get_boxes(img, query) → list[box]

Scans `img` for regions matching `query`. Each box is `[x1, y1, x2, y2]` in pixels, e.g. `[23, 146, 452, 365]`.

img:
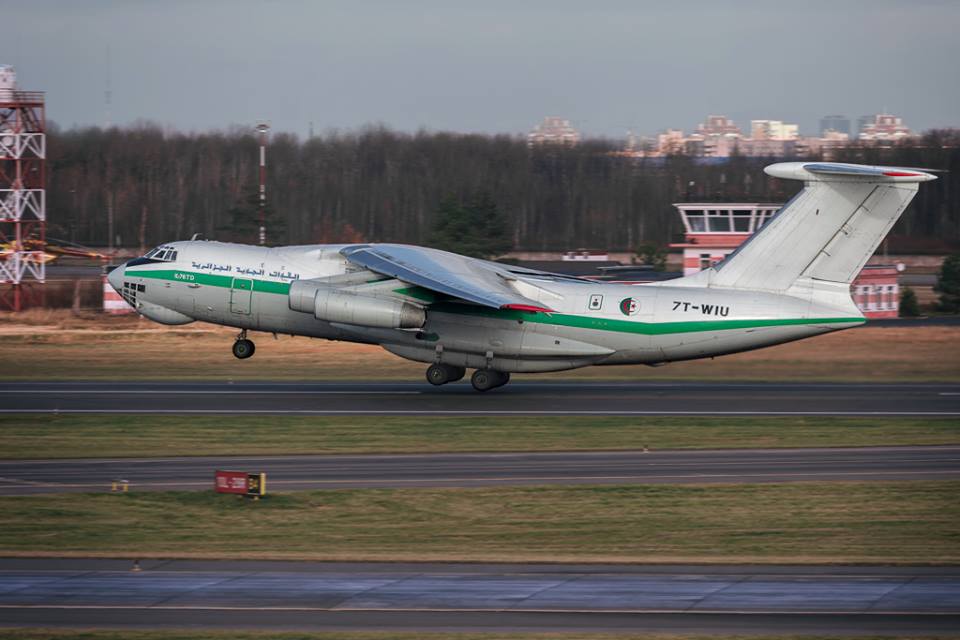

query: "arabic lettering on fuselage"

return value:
[268, 270, 300, 280]
[190, 260, 299, 280]
[191, 261, 233, 273]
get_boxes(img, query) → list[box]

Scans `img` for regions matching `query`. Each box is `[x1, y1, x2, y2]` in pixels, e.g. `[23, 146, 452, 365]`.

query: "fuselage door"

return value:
[229, 278, 253, 315]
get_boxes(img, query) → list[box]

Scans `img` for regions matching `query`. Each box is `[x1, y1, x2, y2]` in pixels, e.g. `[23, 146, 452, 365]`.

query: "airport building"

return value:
[671, 204, 900, 318]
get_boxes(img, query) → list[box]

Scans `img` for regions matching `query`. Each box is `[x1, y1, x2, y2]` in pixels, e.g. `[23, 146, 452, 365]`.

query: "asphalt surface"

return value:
[1, 559, 957, 634]
[1, 446, 958, 495]
[2, 381, 959, 416]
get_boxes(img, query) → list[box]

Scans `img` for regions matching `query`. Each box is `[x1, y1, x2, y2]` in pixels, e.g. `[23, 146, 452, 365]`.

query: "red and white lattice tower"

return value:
[0, 65, 46, 311]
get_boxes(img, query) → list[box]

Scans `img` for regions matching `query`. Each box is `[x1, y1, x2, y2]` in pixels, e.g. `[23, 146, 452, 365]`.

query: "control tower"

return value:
[0, 65, 46, 311]
[671, 203, 781, 274]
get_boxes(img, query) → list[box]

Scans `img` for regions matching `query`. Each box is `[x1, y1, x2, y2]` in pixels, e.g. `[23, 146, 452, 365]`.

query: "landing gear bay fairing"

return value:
[108, 162, 936, 391]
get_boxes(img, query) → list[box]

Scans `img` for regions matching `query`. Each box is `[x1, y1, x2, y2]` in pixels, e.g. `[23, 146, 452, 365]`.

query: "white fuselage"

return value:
[109, 240, 864, 374]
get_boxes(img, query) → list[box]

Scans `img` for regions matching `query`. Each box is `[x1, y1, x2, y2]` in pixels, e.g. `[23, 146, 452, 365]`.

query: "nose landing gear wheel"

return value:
[471, 369, 510, 392]
[232, 338, 255, 359]
[426, 363, 467, 386]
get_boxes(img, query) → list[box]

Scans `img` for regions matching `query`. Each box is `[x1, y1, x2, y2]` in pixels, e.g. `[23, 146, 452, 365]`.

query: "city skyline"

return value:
[4, 1, 958, 138]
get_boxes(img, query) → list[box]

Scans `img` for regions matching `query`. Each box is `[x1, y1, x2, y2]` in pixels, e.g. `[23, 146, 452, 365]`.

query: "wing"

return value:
[340, 244, 556, 312]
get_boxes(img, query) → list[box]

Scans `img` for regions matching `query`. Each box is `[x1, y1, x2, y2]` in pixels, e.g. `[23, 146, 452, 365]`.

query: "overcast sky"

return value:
[4, 0, 959, 138]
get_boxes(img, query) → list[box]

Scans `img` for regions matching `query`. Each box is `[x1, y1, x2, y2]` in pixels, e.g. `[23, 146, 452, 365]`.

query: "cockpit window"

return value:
[143, 247, 177, 262]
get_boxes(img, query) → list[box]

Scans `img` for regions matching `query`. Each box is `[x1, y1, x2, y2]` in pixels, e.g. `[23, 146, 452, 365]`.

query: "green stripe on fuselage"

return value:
[129, 269, 292, 295]
[426, 303, 863, 336]
[127, 268, 862, 336]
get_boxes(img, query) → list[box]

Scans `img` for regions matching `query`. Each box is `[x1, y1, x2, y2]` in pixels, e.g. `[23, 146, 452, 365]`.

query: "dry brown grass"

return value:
[1, 310, 958, 381]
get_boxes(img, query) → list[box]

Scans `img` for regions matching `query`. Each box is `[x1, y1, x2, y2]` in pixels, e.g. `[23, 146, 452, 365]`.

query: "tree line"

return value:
[45, 125, 960, 254]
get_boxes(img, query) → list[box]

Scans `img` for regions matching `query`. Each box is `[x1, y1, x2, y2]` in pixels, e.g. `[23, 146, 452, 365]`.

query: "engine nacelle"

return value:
[288, 279, 323, 314]
[288, 280, 424, 329]
[316, 290, 425, 329]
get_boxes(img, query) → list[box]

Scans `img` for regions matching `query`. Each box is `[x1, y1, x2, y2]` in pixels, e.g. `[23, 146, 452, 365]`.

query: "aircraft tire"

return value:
[232, 338, 255, 359]
[426, 363, 450, 386]
[427, 364, 466, 386]
[471, 369, 508, 392]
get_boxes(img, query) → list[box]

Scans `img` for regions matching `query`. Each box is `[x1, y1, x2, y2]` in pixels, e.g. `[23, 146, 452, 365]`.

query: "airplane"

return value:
[107, 161, 936, 391]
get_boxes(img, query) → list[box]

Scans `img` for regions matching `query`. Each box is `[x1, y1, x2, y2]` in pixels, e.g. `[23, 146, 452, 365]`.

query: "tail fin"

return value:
[687, 162, 937, 293]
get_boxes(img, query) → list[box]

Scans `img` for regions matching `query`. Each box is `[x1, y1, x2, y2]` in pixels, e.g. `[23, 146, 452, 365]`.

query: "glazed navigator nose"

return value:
[106, 262, 125, 292]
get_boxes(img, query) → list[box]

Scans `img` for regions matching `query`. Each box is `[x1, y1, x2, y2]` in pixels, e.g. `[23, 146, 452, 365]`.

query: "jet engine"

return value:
[289, 280, 424, 329]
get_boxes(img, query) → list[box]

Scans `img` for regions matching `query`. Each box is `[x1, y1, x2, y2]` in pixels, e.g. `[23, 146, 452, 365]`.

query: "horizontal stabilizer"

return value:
[765, 162, 938, 183]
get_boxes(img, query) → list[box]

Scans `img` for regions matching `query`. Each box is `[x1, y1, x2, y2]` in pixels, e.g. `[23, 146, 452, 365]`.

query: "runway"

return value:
[1, 446, 958, 495]
[1, 559, 958, 634]
[2, 381, 959, 416]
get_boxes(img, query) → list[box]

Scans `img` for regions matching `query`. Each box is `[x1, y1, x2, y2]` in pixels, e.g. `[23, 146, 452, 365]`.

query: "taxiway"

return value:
[1, 445, 958, 495]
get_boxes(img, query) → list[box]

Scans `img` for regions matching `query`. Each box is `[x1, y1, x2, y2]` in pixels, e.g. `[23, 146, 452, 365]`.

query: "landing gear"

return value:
[470, 369, 510, 392]
[425, 363, 466, 386]
[232, 330, 255, 359]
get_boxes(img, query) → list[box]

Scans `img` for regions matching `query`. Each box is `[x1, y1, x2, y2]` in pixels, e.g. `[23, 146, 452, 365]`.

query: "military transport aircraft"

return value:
[107, 161, 936, 391]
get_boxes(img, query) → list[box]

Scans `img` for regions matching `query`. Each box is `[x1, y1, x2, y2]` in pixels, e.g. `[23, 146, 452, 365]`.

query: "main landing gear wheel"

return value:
[470, 369, 510, 392]
[232, 338, 255, 359]
[426, 363, 467, 386]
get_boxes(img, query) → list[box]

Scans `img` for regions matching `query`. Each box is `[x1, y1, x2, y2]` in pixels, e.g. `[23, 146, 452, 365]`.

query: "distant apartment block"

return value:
[750, 120, 798, 141]
[632, 112, 914, 159]
[820, 115, 851, 136]
[856, 115, 875, 137]
[858, 114, 912, 141]
[656, 129, 686, 155]
[696, 115, 742, 136]
[528, 117, 581, 146]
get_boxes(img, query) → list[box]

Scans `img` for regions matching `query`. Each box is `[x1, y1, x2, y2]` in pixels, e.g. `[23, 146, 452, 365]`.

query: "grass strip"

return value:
[2, 325, 959, 382]
[2, 415, 958, 459]
[2, 481, 958, 564]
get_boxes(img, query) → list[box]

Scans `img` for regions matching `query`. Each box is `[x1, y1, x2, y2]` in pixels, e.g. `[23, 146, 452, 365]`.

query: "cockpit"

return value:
[123, 245, 181, 268]
[143, 246, 179, 262]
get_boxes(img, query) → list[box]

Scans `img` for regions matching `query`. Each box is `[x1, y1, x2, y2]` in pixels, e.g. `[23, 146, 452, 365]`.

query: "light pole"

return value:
[255, 123, 270, 245]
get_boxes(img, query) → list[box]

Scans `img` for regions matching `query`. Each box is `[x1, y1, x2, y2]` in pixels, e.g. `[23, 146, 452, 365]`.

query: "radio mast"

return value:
[0, 65, 46, 311]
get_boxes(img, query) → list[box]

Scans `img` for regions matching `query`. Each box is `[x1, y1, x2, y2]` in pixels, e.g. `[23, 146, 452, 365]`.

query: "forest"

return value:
[44, 125, 960, 254]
